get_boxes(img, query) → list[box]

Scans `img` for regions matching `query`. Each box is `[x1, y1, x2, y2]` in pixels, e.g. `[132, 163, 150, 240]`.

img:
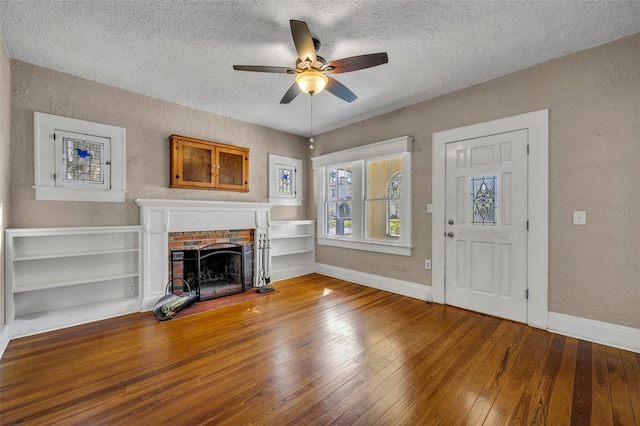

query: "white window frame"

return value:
[268, 154, 302, 206]
[312, 136, 413, 256]
[34, 112, 126, 202]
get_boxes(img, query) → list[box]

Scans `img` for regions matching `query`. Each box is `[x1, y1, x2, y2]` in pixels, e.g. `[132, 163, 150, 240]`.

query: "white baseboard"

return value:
[0, 324, 9, 359]
[315, 263, 432, 301]
[548, 312, 640, 354]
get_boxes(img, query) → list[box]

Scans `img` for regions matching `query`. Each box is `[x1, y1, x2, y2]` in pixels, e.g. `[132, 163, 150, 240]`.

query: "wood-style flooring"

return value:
[1, 274, 638, 425]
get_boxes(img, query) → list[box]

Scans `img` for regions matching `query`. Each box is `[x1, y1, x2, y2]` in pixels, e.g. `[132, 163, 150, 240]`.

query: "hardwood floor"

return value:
[1, 274, 638, 425]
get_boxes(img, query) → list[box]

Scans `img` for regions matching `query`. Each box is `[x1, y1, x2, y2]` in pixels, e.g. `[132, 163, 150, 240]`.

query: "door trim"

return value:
[432, 109, 549, 329]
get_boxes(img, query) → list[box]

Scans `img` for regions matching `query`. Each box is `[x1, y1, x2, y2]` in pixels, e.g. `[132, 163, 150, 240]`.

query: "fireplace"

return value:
[135, 199, 271, 311]
[171, 243, 254, 300]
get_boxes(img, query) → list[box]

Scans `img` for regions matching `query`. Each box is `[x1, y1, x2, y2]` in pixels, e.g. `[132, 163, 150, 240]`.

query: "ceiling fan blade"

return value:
[328, 52, 388, 74]
[233, 65, 296, 74]
[280, 82, 301, 104]
[326, 77, 357, 103]
[290, 20, 317, 63]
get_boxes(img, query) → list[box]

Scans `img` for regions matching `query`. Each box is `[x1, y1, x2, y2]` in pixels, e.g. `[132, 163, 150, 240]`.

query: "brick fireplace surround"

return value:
[136, 199, 271, 310]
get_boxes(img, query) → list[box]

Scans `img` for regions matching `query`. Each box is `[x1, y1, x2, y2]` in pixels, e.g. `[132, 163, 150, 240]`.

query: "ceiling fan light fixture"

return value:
[296, 70, 328, 95]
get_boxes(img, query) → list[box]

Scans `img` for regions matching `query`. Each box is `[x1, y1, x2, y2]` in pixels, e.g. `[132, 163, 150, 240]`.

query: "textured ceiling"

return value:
[1, 1, 639, 137]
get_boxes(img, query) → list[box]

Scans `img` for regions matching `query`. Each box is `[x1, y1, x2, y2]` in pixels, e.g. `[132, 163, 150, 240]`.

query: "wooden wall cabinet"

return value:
[170, 134, 249, 192]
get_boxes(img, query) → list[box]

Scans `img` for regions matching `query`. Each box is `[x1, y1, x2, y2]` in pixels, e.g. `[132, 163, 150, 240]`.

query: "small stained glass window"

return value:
[62, 136, 105, 184]
[277, 167, 293, 196]
[268, 154, 302, 205]
[470, 175, 498, 226]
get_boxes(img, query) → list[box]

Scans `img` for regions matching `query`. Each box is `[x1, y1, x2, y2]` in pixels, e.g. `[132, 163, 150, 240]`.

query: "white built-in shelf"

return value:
[5, 226, 142, 338]
[13, 248, 139, 262]
[12, 297, 140, 338]
[271, 249, 314, 257]
[269, 220, 315, 281]
[13, 272, 140, 293]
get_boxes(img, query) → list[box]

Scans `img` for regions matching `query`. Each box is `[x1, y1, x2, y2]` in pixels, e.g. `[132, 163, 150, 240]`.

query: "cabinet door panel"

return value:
[216, 146, 248, 191]
[182, 144, 214, 184]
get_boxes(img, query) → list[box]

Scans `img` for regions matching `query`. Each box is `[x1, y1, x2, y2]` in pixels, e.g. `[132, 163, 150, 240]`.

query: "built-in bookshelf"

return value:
[5, 226, 141, 338]
[269, 220, 315, 281]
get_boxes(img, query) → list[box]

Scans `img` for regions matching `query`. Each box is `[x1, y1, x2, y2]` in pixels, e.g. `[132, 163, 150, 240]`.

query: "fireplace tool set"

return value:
[256, 233, 274, 293]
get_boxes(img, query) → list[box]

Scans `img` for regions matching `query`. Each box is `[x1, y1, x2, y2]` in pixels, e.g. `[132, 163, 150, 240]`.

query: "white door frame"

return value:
[432, 109, 549, 329]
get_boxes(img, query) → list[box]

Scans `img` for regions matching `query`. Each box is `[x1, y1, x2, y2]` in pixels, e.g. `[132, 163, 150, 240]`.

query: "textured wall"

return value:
[9, 61, 308, 228]
[0, 39, 10, 331]
[312, 33, 640, 329]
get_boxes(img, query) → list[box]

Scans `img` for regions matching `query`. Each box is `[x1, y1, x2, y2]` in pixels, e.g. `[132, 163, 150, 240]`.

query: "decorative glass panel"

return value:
[470, 175, 498, 226]
[62, 136, 104, 183]
[277, 167, 293, 196]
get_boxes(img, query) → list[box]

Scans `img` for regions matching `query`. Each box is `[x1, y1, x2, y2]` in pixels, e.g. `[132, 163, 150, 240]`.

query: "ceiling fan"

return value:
[233, 20, 388, 104]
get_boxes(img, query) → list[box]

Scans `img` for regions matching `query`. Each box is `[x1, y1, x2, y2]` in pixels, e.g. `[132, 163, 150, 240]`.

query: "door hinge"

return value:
[526, 220, 529, 230]
[526, 289, 529, 299]
[527, 145, 530, 154]
[53, 133, 56, 141]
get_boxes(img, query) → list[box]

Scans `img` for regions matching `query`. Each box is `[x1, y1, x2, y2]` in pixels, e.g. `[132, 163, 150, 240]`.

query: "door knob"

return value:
[447, 232, 454, 238]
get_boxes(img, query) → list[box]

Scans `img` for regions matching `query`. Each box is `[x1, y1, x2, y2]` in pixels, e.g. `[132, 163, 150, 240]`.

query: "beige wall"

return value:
[312, 33, 640, 329]
[0, 39, 9, 330]
[6, 34, 639, 330]
[9, 61, 308, 228]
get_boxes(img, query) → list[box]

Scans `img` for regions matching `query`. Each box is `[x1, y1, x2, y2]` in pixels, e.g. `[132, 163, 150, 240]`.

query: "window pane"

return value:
[326, 201, 352, 237]
[366, 200, 400, 240]
[62, 137, 104, 184]
[470, 175, 498, 226]
[277, 167, 293, 196]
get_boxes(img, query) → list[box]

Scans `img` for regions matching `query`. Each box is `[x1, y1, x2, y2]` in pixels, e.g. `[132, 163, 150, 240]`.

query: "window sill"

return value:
[318, 237, 412, 256]
[34, 186, 126, 203]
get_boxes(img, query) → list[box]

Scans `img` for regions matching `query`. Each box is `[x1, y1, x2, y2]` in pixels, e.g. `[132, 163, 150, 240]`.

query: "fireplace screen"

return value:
[171, 243, 253, 301]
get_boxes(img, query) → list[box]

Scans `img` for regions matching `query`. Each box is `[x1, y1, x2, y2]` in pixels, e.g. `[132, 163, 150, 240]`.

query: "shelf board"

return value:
[271, 249, 314, 258]
[13, 247, 139, 262]
[11, 297, 140, 338]
[13, 272, 139, 293]
[270, 234, 314, 240]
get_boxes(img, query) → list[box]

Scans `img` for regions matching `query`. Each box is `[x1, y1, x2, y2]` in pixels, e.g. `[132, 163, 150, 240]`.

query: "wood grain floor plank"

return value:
[621, 348, 640, 423]
[606, 346, 637, 426]
[485, 328, 552, 425]
[547, 336, 579, 426]
[527, 333, 567, 426]
[571, 339, 593, 425]
[590, 343, 614, 426]
[0, 274, 637, 425]
[437, 321, 527, 425]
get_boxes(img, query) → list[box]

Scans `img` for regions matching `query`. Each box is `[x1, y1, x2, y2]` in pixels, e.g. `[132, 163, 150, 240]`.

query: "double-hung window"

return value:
[312, 136, 412, 256]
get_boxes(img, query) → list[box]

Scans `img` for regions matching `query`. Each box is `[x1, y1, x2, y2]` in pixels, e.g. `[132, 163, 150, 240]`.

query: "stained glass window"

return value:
[277, 167, 293, 196]
[62, 136, 105, 184]
[470, 175, 498, 226]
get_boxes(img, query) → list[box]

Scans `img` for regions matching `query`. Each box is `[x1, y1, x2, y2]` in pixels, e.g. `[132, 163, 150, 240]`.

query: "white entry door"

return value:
[444, 129, 528, 322]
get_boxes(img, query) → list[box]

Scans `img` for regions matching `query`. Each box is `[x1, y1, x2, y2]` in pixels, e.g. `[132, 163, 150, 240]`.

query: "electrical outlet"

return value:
[424, 259, 432, 270]
[128, 282, 137, 294]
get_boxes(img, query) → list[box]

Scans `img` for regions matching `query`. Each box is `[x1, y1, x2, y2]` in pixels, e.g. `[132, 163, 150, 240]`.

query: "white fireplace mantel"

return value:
[136, 199, 271, 310]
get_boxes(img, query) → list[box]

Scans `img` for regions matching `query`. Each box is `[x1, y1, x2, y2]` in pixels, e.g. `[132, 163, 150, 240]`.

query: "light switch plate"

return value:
[426, 204, 433, 213]
[573, 210, 586, 225]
